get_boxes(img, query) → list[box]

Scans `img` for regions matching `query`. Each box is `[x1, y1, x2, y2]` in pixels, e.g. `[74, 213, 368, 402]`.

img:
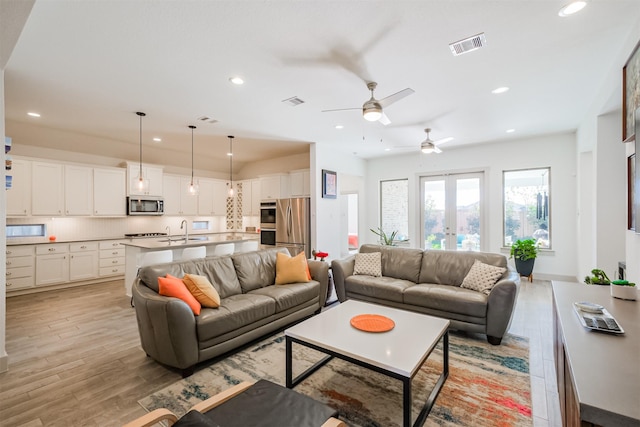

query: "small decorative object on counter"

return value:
[584, 268, 611, 285]
[311, 249, 329, 261]
[610, 280, 637, 300]
[48, 235, 56, 241]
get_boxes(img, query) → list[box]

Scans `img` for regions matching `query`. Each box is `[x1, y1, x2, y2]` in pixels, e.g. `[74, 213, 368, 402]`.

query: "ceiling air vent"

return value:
[282, 96, 305, 106]
[196, 115, 219, 124]
[449, 32, 486, 56]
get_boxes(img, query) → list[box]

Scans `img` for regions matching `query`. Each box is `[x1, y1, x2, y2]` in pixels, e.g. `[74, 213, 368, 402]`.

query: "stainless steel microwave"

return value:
[127, 196, 164, 215]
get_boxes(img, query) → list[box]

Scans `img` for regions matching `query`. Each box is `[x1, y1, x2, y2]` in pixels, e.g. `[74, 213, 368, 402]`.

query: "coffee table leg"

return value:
[286, 336, 293, 388]
[403, 378, 412, 427]
[412, 330, 449, 427]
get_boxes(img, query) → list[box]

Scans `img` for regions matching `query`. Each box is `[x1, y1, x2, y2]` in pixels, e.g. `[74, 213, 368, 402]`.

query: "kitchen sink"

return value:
[158, 237, 186, 242]
[188, 236, 208, 241]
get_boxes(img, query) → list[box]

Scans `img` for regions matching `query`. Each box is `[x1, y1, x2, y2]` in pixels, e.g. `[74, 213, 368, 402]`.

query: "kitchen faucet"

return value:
[165, 225, 171, 239]
[180, 219, 188, 241]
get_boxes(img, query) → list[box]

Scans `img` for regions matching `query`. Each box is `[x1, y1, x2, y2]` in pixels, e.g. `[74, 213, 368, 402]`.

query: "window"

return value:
[380, 179, 408, 242]
[7, 224, 46, 238]
[503, 168, 550, 248]
[192, 221, 210, 231]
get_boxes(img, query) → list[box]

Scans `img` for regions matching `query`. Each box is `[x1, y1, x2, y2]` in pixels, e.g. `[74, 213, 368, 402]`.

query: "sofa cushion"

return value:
[158, 274, 201, 315]
[183, 274, 221, 308]
[196, 294, 276, 342]
[359, 244, 423, 283]
[353, 252, 382, 277]
[345, 275, 414, 303]
[275, 252, 311, 285]
[249, 280, 320, 312]
[460, 260, 507, 295]
[418, 250, 508, 286]
[403, 283, 487, 318]
[233, 247, 288, 292]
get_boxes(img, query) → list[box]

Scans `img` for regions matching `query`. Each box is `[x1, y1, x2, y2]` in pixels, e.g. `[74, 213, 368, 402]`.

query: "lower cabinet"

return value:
[36, 244, 70, 287]
[99, 240, 126, 277]
[69, 242, 99, 281]
[6, 245, 35, 291]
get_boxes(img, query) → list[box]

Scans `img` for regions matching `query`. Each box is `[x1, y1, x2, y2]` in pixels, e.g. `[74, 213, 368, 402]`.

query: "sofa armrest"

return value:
[308, 260, 330, 308]
[331, 255, 355, 302]
[132, 278, 199, 369]
[486, 270, 520, 340]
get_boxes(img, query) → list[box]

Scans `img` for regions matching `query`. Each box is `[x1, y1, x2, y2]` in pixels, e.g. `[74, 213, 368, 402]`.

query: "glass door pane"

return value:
[456, 177, 481, 251]
[422, 178, 446, 249]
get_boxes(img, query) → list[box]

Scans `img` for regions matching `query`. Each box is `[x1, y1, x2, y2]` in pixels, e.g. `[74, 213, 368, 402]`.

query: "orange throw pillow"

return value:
[275, 251, 311, 285]
[183, 274, 221, 308]
[158, 274, 201, 315]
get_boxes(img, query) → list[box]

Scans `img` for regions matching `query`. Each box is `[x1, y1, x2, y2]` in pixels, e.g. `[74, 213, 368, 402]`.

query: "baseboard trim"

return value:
[534, 273, 577, 282]
[0, 351, 8, 373]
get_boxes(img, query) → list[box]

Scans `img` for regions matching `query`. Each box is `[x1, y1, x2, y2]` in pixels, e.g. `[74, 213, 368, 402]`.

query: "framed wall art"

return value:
[623, 39, 640, 142]
[322, 169, 337, 199]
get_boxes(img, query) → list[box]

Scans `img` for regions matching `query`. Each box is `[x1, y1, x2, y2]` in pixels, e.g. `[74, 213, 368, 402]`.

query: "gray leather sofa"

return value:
[132, 247, 329, 375]
[331, 244, 519, 345]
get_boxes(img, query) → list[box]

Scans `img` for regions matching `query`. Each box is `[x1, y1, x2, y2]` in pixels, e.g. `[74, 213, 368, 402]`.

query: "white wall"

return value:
[311, 143, 366, 262]
[366, 133, 577, 280]
[237, 152, 310, 179]
[1, 69, 7, 373]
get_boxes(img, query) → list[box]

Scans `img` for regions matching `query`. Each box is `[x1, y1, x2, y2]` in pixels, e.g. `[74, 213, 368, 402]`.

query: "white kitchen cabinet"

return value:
[289, 169, 310, 197]
[69, 242, 99, 281]
[127, 163, 163, 197]
[32, 162, 64, 216]
[64, 165, 93, 215]
[35, 243, 70, 286]
[163, 174, 197, 216]
[239, 179, 261, 216]
[198, 178, 228, 216]
[99, 240, 125, 277]
[6, 245, 35, 292]
[6, 158, 31, 216]
[93, 167, 126, 216]
[260, 174, 290, 200]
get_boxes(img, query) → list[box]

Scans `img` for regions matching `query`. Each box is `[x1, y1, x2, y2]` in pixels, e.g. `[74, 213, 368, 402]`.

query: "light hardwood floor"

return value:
[1, 278, 561, 426]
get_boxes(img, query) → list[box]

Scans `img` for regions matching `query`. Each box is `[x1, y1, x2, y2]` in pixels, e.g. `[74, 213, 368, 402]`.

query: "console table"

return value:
[552, 281, 639, 427]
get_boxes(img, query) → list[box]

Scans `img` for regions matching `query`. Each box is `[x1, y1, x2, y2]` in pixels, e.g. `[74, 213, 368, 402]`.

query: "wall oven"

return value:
[260, 201, 277, 246]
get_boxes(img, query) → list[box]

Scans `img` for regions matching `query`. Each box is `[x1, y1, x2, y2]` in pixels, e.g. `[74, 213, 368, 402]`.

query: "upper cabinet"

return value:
[93, 167, 126, 216]
[127, 162, 163, 196]
[6, 159, 31, 216]
[64, 165, 93, 216]
[32, 162, 64, 216]
[198, 178, 227, 216]
[289, 169, 310, 197]
[238, 179, 261, 216]
[163, 174, 198, 216]
[260, 174, 290, 200]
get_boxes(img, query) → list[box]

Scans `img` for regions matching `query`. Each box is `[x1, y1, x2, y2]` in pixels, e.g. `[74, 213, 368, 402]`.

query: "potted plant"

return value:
[584, 269, 611, 285]
[370, 227, 398, 246]
[610, 280, 637, 300]
[509, 239, 538, 277]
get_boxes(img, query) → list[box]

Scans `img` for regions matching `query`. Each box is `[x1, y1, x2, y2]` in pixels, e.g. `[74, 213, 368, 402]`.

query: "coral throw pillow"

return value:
[354, 252, 382, 277]
[275, 252, 311, 285]
[158, 274, 202, 315]
[183, 274, 221, 308]
[460, 260, 506, 295]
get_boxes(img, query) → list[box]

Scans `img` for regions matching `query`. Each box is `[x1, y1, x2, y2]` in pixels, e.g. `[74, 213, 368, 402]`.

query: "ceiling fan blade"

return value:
[378, 88, 414, 108]
[434, 146, 443, 154]
[378, 112, 391, 125]
[321, 107, 360, 113]
[433, 137, 454, 145]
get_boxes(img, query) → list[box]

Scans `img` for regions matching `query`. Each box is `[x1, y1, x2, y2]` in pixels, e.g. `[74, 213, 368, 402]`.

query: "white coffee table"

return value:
[285, 300, 449, 427]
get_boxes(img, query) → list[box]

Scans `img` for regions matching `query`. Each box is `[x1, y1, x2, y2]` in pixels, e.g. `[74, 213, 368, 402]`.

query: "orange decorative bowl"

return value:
[350, 314, 395, 332]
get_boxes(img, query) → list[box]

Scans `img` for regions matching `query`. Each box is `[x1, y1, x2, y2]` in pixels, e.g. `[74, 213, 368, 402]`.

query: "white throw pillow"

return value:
[353, 252, 382, 277]
[460, 259, 506, 295]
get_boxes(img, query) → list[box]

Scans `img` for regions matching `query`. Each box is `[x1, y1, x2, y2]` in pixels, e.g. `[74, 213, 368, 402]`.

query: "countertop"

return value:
[121, 233, 258, 249]
[6, 232, 259, 246]
[552, 281, 640, 426]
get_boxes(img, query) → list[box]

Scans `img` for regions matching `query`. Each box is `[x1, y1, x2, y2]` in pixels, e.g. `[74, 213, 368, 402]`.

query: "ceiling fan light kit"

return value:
[135, 111, 150, 192]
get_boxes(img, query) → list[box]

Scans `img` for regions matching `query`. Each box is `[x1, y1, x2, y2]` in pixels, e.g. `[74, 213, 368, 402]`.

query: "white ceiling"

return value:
[5, 0, 640, 172]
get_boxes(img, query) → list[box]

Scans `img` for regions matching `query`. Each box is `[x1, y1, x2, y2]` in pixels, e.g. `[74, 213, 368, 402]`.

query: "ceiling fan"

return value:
[322, 82, 414, 125]
[420, 128, 452, 154]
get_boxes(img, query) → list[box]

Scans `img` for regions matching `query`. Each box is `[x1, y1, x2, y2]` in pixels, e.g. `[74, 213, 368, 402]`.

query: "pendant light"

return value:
[227, 135, 235, 197]
[187, 125, 199, 195]
[135, 111, 149, 192]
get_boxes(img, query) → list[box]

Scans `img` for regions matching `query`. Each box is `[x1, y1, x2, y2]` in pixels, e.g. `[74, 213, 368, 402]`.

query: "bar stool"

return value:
[181, 246, 206, 260]
[212, 243, 234, 256]
[139, 250, 173, 267]
[235, 240, 259, 253]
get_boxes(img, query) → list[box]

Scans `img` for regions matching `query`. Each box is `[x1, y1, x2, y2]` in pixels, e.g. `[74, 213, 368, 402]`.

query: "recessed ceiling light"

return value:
[335, 125, 344, 129]
[229, 77, 244, 85]
[384, 148, 391, 151]
[558, 1, 587, 17]
[492, 87, 509, 94]
[227, 152, 233, 156]
[506, 129, 515, 133]
[27, 112, 41, 117]
[153, 137, 162, 142]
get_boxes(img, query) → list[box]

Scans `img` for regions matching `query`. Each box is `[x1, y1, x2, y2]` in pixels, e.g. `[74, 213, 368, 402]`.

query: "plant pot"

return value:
[610, 284, 637, 301]
[514, 258, 535, 277]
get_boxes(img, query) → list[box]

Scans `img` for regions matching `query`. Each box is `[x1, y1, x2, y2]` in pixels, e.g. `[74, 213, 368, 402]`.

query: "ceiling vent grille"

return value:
[449, 33, 486, 56]
[282, 96, 305, 106]
[196, 115, 219, 124]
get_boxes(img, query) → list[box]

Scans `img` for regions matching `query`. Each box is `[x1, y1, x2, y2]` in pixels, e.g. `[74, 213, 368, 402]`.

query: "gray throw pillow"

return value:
[353, 252, 382, 277]
[460, 259, 506, 295]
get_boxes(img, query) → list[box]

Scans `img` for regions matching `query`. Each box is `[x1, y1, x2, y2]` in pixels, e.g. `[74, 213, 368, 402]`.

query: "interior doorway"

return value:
[347, 193, 359, 253]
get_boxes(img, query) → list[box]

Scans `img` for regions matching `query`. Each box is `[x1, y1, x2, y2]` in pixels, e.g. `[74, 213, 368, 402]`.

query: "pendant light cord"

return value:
[228, 135, 234, 193]
[189, 125, 196, 184]
[136, 112, 146, 177]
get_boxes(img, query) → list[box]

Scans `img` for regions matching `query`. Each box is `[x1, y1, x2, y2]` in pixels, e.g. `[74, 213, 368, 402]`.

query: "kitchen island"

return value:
[122, 233, 260, 296]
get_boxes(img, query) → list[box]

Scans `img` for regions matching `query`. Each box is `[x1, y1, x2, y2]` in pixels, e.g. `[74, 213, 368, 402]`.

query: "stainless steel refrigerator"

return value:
[276, 197, 311, 258]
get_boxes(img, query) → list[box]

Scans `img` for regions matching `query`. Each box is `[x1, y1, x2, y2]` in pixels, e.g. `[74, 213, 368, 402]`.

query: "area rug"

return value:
[139, 332, 532, 427]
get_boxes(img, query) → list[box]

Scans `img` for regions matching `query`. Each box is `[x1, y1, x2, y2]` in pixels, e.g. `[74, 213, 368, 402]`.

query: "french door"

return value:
[420, 172, 484, 251]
